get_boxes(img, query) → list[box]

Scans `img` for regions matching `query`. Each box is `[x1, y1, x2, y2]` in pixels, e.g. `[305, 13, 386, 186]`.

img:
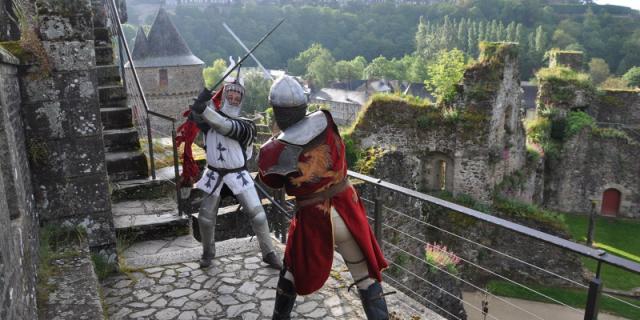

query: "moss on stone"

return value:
[28, 139, 49, 166]
[536, 67, 592, 90]
[354, 147, 386, 174]
[0, 40, 32, 61]
[591, 127, 637, 144]
[478, 41, 519, 64]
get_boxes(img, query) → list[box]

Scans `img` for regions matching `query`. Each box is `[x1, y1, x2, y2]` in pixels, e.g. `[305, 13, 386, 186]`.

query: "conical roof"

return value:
[131, 27, 148, 61]
[128, 8, 203, 68]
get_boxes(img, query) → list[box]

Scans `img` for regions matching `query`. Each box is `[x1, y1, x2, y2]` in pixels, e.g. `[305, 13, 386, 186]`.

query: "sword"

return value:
[208, 18, 284, 92]
[223, 22, 273, 80]
[253, 180, 293, 220]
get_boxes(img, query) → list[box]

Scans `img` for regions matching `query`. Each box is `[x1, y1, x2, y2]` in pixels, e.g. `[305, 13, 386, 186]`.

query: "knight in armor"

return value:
[188, 76, 282, 270]
[257, 75, 390, 320]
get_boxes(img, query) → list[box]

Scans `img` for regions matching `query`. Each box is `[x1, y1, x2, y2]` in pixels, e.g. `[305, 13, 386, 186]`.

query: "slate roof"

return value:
[127, 8, 203, 68]
[310, 88, 367, 106]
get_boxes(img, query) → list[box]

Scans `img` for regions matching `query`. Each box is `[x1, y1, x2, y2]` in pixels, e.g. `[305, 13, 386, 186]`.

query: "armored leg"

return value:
[199, 193, 221, 268]
[333, 208, 389, 320]
[236, 188, 282, 269]
[272, 269, 297, 320]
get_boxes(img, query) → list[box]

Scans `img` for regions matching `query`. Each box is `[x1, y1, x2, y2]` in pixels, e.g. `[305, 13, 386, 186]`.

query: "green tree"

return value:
[334, 56, 367, 82]
[242, 70, 273, 115]
[588, 58, 610, 85]
[623, 67, 640, 88]
[306, 50, 336, 88]
[287, 43, 332, 76]
[202, 59, 227, 90]
[364, 56, 399, 80]
[425, 49, 466, 105]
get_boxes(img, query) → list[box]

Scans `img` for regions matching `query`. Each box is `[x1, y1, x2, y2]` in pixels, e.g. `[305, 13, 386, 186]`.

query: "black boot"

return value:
[272, 269, 297, 320]
[359, 282, 390, 320]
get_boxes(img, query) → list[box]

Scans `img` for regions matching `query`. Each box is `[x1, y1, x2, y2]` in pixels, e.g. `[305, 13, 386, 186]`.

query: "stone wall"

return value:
[592, 90, 640, 128]
[0, 47, 39, 320]
[352, 43, 527, 203]
[544, 129, 640, 218]
[131, 64, 203, 133]
[18, 0, 116, 256]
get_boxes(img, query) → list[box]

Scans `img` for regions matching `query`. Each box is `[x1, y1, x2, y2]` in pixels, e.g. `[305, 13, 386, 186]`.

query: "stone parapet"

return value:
[0, 47, 39, 320]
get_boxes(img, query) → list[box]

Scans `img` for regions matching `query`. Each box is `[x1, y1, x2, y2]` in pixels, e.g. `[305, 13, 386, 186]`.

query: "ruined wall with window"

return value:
[537, 53, 640, 218]
[351, 43, 528, 203]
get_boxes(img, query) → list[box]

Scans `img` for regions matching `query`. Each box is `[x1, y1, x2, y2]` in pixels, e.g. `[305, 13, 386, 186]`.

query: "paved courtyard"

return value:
[102, 235, 444, 319]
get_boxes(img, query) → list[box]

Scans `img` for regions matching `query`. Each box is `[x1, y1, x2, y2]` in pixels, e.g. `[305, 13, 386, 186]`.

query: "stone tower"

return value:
[127, 8, 204, 131]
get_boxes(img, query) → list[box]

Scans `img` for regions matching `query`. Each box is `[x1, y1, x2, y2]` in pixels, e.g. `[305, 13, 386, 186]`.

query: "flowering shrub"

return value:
[425, 243, 461, 274]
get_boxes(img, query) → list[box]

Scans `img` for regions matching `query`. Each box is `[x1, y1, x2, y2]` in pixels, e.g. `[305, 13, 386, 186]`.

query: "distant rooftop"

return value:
[127, 8, 203, 68]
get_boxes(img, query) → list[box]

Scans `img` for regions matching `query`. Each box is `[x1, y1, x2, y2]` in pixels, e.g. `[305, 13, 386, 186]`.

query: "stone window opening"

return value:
[438, 160, 447, 191]
[422, 153, 454, 192]
[159, 69, 168, 88]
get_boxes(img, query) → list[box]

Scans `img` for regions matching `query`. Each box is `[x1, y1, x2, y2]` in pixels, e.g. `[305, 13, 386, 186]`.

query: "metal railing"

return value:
[347, 170, 640, 320]
[104, 0, 182, 214]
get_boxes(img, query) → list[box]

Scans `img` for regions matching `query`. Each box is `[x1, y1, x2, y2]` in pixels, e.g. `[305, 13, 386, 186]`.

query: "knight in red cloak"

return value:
[258, 75, 390, 320]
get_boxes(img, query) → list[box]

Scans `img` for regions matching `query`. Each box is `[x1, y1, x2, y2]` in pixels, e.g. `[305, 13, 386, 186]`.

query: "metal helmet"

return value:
[269, 75, 307, 130]
[220, 82, 244, 118]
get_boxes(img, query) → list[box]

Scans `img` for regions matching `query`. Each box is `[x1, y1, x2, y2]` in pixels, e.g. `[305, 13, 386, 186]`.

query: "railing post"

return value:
[373, 184, 383, 244]
[587, 200, 597, 247]
[171, 122, 181, 215]
[146, 116, 156, 179]
[584, 258, 604, 320]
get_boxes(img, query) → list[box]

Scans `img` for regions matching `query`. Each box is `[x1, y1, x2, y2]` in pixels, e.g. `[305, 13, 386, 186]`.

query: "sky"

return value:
[594, 0, 640, 11]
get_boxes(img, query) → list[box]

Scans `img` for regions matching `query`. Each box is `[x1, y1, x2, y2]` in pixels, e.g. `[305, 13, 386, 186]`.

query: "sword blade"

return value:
[209, 18, 285, 91]
[253, 180, 292, 220]
[223, 22, 273, 80]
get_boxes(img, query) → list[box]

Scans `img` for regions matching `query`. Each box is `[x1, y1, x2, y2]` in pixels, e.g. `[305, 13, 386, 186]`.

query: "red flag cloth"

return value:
[176, 87, 223, 189]
[176, 109, 201, 189]
[212, 86, 223, 110]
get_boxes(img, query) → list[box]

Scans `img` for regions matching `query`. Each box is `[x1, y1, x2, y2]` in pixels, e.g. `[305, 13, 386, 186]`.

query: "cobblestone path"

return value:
[102, 236, 443, 320]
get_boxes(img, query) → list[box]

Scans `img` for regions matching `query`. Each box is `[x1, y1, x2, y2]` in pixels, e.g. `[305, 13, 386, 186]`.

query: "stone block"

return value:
[43, 41, 95, 72]
[56, 70, 98, 101]
[35, 173, 111, 220]
[38, 14, 94, 41]
[37, 0, 93, 17]
[23, 98, 101, 140]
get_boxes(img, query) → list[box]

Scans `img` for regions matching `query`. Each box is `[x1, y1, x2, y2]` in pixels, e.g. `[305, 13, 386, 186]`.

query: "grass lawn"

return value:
[563, 213, 640, 291]
[485, 214, 640, 319]
[487, 280, 640, 319]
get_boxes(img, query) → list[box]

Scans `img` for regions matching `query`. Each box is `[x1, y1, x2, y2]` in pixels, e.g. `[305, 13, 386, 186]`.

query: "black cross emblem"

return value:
[217, 142, 227, 162]
[204, 170, 216, 188]
[236, 172, 249, 186]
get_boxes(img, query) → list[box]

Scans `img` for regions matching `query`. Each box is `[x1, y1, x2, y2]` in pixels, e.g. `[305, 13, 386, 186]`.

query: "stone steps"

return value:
[96, 65, 121, 86]
[105, 150, 149, 181]
[95, 45, 114, 66]
[103, 127, 141, 152]
[101, 106, 133, 130]
[93, 27, 110, 43]
[98, 85, 127, 103]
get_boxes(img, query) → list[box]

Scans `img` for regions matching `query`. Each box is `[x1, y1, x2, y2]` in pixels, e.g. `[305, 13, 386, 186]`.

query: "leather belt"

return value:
[296, 179, 351, 208]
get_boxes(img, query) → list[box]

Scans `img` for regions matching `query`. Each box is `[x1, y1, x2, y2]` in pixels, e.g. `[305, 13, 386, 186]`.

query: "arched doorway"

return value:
[601, 188, 621, 216]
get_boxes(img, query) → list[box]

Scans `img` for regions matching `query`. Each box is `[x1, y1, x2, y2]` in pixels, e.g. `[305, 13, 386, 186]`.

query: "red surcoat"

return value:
[258, 111, 387, 295]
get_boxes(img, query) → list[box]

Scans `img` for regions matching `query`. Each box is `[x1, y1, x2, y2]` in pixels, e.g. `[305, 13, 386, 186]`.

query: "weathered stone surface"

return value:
[0, 51, 40, 320]
[102, 236, 444, 320]
[40, 242, 104, 320]
[44, 41, 96, 72]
